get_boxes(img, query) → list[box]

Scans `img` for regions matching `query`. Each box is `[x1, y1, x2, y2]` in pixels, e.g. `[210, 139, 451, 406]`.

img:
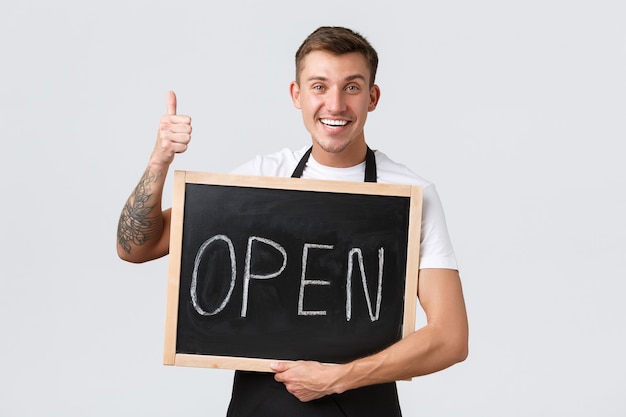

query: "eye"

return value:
[345, 85, 360, 93]
[312, 84, 325, 91]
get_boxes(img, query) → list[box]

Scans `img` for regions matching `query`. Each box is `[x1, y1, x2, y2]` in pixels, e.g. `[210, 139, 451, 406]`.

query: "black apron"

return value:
[290, 146, 378, 183]
[226, 147, 402, 417]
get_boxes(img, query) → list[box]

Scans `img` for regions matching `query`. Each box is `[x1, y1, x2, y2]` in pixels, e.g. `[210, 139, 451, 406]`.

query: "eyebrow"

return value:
[306, 74, 367, 83]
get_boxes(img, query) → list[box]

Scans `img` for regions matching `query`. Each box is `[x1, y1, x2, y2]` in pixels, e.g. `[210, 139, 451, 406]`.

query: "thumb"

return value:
[270, 361, 288, 372]
[166, 90, 177, 115]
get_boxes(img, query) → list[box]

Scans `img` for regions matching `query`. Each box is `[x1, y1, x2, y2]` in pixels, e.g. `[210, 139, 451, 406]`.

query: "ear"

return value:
[290, 81, 302, 109]
[368, 84, 381, 112]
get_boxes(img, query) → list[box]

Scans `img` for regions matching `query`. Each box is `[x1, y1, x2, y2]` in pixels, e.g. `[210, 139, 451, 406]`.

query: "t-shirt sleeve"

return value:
[229, 155, 265, 176]
[229, 148, 304, 177]
[418, 184, 458, 270]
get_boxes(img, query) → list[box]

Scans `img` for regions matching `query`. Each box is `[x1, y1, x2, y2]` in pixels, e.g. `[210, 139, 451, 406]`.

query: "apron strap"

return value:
[291, 146, 377, 183]
[364, 146, 377, 183]
[290, 147, 313, 179]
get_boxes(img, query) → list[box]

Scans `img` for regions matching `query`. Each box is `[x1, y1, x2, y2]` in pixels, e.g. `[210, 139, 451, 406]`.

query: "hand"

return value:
[150, 91, 192, 167]
[271, 361, 344, 402]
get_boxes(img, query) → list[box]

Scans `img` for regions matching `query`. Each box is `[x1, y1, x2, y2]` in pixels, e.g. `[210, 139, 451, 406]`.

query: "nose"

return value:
[325, 88, 346, 113]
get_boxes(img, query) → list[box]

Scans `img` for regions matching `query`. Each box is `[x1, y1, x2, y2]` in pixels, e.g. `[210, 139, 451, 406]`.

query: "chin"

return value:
[315, 139, 353, 155]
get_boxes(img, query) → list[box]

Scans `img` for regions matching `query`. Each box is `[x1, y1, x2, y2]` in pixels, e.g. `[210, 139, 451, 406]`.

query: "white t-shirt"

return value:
[231, 146, 457, 270]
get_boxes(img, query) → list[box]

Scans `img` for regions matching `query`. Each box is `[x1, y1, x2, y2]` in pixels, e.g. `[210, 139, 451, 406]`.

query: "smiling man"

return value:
[290, 48, 380, 167]
[117, 26, 468, 417]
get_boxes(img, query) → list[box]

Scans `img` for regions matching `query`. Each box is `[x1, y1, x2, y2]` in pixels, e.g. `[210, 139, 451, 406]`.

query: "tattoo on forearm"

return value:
[117, 170, 162, 254]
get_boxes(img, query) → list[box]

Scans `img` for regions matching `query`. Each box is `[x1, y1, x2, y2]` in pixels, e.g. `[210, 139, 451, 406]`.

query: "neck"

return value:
[311, 141, 368, 168]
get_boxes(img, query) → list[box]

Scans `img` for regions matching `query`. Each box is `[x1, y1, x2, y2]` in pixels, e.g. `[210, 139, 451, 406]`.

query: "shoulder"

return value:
[373, 149, 434, 189]
[230, 146, 310, 177]
[373, 149, 445, 228]
[374, 150, 458, 270]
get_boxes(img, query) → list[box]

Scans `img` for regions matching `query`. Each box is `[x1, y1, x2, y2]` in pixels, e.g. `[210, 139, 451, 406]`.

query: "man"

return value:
[117, 26, 468, 416]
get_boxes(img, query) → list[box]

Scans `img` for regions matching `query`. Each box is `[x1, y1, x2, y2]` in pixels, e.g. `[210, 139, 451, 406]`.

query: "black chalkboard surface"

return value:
[164, 171, 422, 372]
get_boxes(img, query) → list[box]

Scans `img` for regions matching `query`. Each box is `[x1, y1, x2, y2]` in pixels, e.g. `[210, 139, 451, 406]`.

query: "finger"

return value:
[164, 132, 191, 145]
[164, 118, 192, 132]
[270, 361, 297, 373]
[166, 90, 177, 115]
[270, 361, 284, 372]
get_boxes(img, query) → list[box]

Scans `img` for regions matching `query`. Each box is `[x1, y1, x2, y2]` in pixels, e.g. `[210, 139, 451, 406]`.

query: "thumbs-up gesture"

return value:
[151, 91, 192, 167]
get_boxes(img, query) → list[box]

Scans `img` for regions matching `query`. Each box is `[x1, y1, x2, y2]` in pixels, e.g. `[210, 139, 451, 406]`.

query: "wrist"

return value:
[146, 157, 171, 176]
[329, 362, 356, 395]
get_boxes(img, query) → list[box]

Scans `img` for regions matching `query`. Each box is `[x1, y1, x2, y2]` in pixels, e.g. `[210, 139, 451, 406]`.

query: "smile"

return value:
[320, 119, 349, 127]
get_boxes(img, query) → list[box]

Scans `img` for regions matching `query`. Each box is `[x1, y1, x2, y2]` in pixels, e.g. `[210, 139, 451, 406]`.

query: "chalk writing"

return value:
[190, 234, 385, 322]
[346, 248, 384, 322]
[190, 234, 236, 316]
[298, 243, 333, 316]
[242, 236, 287, 317]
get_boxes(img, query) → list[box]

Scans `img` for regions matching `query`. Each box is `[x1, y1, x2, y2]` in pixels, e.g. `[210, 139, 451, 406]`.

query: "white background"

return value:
[1, 1, 625, 415]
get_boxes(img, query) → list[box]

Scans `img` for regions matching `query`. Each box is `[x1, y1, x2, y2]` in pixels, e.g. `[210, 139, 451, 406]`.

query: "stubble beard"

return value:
[313, 135, 354, 155]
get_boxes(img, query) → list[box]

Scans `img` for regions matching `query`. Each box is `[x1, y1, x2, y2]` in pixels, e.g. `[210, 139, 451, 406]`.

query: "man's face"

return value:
[290, 50, 380, 167]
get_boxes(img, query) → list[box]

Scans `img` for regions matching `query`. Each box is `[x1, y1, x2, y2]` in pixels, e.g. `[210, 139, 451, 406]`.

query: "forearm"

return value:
[271, 318, 468, 402]
[335, 323, 468, 392]
[333, 268, 469, 393]
[116, 162, 170, 263]
[273, 269, 468, 401]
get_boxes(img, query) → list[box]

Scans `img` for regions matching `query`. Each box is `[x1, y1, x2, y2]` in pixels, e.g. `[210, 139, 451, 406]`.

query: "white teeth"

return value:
[321, 119, 348, 126]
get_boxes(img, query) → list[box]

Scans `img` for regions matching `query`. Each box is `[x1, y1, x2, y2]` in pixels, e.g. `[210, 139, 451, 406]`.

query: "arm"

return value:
[116, 91, 192, 263]
[271, 268, 469, 402]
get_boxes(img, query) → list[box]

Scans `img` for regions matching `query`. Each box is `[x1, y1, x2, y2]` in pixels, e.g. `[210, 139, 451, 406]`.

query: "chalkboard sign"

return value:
[164, 171, 422, 372]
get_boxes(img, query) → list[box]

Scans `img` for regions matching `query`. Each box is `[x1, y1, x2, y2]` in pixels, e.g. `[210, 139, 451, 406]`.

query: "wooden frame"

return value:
[164, 171, 422, 372]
